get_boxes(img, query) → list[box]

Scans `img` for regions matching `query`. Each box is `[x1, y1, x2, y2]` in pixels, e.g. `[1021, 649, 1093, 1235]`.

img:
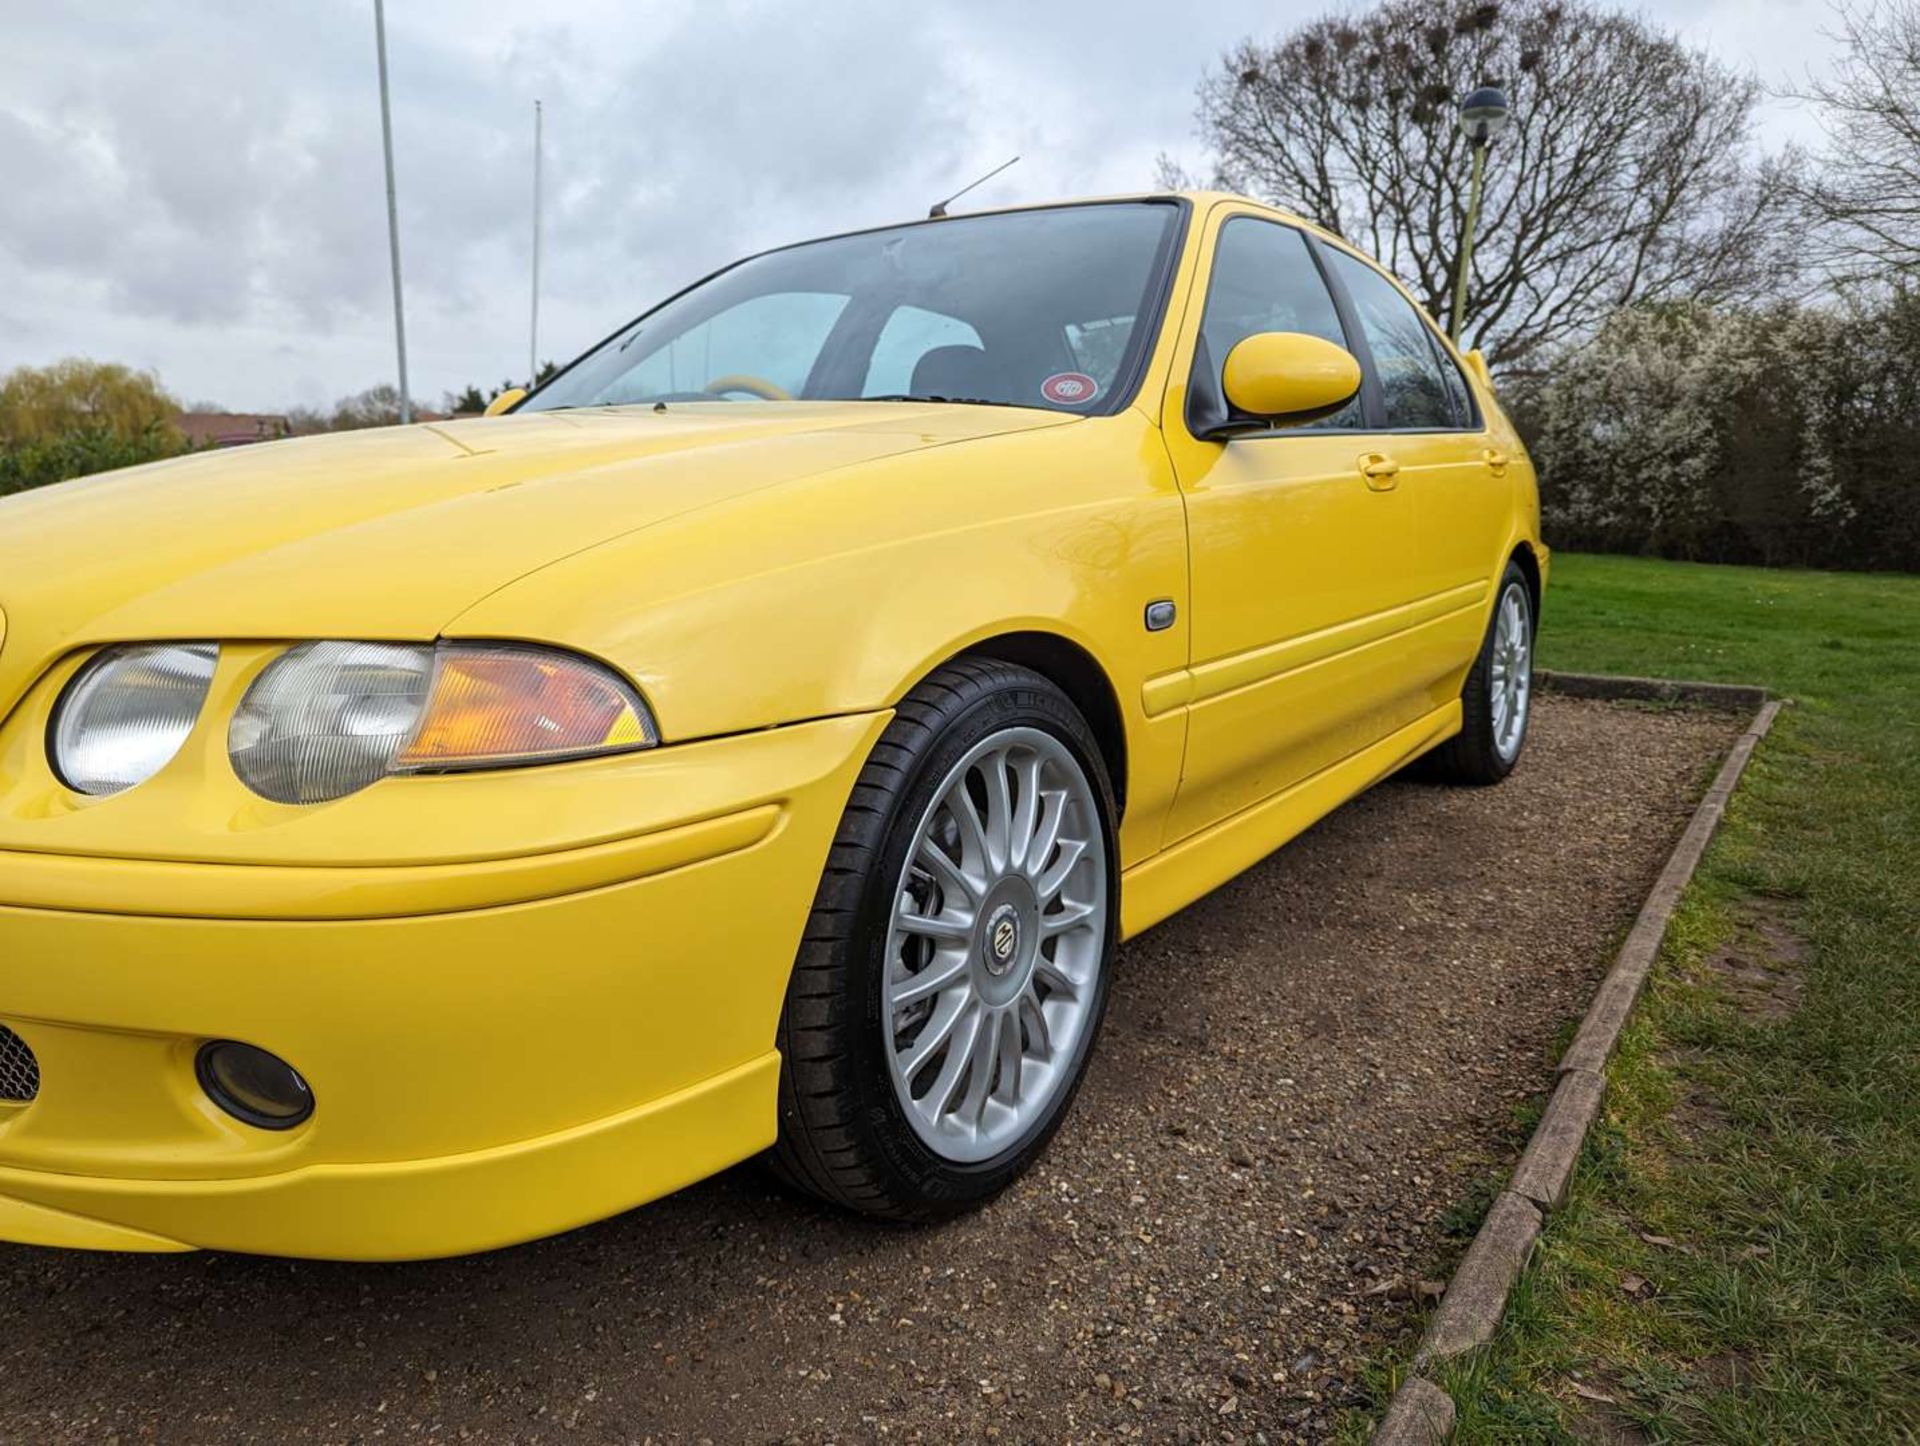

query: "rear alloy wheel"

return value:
[1420, 558, 1535, 785]
[1488, 580, 1533, 764]
[769, 660, 1118, 1219]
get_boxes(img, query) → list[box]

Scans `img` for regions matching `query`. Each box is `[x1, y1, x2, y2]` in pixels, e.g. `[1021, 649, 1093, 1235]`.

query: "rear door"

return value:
[1158, 207, 1430, 843]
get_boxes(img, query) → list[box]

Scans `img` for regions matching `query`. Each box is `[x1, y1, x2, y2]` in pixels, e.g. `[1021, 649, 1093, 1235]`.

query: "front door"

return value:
[1158, 208, 1430, 844]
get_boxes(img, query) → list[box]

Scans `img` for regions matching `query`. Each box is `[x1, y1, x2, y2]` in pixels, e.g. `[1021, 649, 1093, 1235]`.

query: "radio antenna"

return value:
[929, 156, 1020, 219]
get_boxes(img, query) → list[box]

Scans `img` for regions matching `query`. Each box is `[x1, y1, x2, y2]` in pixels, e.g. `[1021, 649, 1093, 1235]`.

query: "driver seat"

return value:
[909, 345, 999, 403]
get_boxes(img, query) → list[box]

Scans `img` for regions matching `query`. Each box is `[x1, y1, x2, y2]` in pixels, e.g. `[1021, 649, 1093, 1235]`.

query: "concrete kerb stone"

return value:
[1369, 683, 1783, 1440]
[1371, 1376, 1457, 1446]
[1536, 669, 1767, 712]
[1509, 1068, 1608, 1212]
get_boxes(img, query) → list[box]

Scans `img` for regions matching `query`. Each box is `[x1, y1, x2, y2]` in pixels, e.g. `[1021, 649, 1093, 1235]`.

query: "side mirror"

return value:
[1463, 348, 1493, 389]
[483, 387, 528, 418]
[1214, 332, 1362, 433]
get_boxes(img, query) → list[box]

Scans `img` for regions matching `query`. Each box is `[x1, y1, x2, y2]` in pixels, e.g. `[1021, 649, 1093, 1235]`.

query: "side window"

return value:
[1321, 250, 1458, 429]
[606, 291, 848, 402]
[863, 305, 983, 396]
[1196, 217, 1360, 431]
[1430, 331, 1477, 428]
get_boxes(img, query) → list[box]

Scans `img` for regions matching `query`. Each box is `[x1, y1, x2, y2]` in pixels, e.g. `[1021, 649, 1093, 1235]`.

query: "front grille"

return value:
[0, 1024, 39, 1103]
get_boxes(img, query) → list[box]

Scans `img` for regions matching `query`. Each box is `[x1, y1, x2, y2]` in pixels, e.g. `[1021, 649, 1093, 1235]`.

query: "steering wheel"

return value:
[704, 373, 791, 401]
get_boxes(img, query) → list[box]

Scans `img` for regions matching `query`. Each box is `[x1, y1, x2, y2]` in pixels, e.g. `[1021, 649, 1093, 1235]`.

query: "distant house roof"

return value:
[174, 412, 291, 448]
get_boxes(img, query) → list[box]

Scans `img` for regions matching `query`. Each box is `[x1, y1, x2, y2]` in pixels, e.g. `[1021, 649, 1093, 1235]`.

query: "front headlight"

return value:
[229, 640, 658, 804]
[51, 642, 220, 796]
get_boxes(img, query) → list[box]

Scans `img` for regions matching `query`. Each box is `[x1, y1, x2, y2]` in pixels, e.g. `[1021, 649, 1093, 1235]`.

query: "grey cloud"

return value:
[0, 0, 1837, 410]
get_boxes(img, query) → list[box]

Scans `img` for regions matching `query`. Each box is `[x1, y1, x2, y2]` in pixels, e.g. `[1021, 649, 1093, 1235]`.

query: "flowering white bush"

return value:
[1515, 298, 1920, 570]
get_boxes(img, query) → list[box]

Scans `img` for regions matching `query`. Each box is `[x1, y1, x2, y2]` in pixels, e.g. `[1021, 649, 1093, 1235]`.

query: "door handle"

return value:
[1358, 453, 1401, 491]
[1483, 447, 1510, 474]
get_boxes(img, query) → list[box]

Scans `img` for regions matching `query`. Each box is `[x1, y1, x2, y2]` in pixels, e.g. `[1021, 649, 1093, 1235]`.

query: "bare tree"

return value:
[1790, 1, 1920, 282]
[1174, 0, 1797, 366]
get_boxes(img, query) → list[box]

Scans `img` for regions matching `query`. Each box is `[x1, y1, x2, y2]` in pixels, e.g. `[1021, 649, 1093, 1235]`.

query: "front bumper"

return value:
[0, 711, 886, 1260]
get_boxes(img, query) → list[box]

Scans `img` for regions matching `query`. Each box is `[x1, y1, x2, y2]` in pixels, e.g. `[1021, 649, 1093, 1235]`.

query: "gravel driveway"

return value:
[0, 696, 1741, 1445]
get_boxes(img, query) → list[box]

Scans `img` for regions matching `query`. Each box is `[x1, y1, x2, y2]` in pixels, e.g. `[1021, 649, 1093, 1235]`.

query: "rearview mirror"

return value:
[1216, 332, 1362, 432]
[483, 387, 527, 417]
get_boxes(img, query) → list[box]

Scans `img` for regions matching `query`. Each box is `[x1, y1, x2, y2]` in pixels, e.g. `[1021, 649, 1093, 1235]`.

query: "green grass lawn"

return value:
[1372, 553, 1920, 1443]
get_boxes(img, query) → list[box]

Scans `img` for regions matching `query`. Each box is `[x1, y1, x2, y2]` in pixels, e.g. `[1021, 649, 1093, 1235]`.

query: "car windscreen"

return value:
[522, 202, 1183, 417]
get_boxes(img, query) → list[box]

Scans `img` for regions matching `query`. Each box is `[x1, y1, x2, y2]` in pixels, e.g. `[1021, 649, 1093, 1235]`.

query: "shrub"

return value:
[1514, 296, 1920, 571]
[0, 425, 189, 497]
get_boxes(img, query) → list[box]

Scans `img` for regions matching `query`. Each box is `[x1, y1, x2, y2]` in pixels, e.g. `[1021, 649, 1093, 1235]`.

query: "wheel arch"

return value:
[913, 630, 1131, 820]
[1508, 539, 1543, 625]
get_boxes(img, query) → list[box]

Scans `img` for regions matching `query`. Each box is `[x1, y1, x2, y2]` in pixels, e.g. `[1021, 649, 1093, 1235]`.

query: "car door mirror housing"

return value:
[484, 387, 528, 417]
[1215, 332, 1362, 433]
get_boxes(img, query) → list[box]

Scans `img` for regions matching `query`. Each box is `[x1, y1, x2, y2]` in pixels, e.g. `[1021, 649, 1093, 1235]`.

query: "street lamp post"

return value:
[1449, 85, 1511, 346]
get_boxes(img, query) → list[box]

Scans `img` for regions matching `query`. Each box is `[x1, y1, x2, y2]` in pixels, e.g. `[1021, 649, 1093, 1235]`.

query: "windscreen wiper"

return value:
[861, 393, 1028, 409]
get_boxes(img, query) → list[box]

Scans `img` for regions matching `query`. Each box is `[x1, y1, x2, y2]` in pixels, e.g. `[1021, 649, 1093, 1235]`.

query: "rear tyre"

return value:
[1421, 558, 1535, 786]
[768, 659, 1119, 1220]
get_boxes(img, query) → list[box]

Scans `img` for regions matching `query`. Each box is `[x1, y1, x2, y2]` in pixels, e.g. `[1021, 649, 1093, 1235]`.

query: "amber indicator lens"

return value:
[395, 645, 656, 771]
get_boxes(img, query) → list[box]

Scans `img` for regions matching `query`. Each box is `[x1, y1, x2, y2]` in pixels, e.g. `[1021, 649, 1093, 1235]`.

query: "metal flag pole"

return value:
[373, 0, 411, 423]
[530, 99, 543, 387]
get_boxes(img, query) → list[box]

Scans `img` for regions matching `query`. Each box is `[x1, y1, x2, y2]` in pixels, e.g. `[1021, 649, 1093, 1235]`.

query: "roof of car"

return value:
[907, 189, 1342, 249]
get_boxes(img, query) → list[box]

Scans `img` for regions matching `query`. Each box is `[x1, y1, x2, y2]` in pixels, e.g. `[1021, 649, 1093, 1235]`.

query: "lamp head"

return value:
[1459, 85, 1512, 145]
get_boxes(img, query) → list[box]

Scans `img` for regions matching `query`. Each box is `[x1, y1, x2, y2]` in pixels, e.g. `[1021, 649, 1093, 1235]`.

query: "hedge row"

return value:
[0, 426, 187, 498]
[1512, 296, 1920, 572]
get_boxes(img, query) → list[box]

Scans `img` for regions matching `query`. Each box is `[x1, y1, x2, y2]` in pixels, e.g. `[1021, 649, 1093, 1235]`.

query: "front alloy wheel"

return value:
[769, 659, 1118, 1219]
[884, 726, 1108, 1163]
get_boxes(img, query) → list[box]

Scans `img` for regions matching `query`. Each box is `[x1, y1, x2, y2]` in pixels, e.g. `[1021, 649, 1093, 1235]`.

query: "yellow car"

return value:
[0, 193, 1544, 1260]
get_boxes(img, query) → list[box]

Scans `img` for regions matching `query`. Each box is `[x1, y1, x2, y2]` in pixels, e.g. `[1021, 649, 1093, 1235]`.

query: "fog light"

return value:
[196, 1041, 313, 1130]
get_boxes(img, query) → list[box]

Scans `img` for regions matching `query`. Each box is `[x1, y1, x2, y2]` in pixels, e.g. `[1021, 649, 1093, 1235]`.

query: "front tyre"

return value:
[769, 659, 1118, 1220]
[1422, 559, 1535, 785]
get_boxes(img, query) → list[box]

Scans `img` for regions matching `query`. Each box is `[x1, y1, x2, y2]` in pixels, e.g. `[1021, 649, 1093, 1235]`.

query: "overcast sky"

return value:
[0, 0, 1846, 413]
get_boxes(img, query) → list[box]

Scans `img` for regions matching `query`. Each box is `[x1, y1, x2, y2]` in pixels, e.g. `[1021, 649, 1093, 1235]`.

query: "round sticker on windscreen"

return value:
[1041, 372, 1099, 406]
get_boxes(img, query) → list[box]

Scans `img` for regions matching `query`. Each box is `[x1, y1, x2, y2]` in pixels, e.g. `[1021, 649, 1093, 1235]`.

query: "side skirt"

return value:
[1118, 700, 1462, 940]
